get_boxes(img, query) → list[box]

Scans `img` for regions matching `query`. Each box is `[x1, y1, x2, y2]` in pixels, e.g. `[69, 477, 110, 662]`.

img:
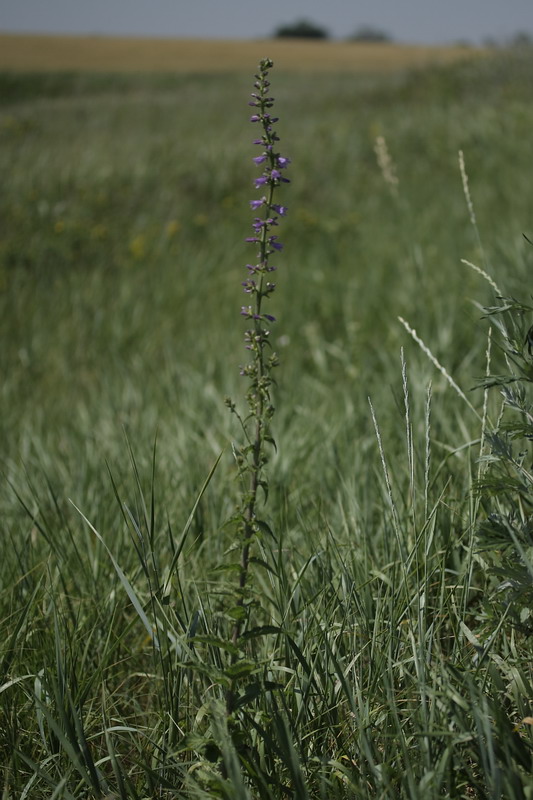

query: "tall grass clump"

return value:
[475, 279, 533, 629]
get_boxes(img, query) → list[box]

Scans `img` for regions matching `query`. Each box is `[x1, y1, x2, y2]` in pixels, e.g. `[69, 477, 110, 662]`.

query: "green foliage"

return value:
[348, 26, 393, 43]
[475, 292, 533, 629]
[273, 19, 329, 39]
[2, 49, 533, 797]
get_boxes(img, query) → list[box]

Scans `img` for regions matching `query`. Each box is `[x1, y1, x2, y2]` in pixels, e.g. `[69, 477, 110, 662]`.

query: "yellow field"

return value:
[0, 33, 481, 73]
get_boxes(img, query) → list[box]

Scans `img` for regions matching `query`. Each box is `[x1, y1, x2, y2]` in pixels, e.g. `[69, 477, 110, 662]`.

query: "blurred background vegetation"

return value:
[2, 49, 533, 501]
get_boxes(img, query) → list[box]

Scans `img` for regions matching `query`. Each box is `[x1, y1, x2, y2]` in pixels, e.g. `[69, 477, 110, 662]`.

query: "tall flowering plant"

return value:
[226, 58, 290, 650]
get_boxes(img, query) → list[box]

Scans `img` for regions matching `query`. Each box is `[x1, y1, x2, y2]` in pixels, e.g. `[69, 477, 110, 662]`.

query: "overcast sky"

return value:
[2, 0, 533, 45]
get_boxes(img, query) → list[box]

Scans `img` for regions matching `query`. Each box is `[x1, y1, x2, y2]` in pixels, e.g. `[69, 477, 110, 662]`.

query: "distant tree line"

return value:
[274, 19, 329, 40]
[273, 19, 393, 42]
[484, 31, 533, 48]
[272, 19, 533, 48]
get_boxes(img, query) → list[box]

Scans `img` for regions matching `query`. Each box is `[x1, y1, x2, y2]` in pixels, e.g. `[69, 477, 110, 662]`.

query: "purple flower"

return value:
[268, 236, 283, 251]
[250, 198, 265, 210]
[241, 305, 276, 323]
[237, 57, 289, 420]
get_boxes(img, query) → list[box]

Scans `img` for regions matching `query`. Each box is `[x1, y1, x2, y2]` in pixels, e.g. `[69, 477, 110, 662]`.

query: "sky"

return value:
[2, 0, 533, 46]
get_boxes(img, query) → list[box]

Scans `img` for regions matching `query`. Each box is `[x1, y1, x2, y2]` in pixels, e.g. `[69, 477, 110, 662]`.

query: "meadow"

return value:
[0, 34, 476, 73]
[1, 42, 533, 798]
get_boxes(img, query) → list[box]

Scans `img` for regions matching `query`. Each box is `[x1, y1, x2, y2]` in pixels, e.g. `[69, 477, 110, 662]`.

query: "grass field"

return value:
[0, 33, 479, 73]
[2, 43, 533, 798]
